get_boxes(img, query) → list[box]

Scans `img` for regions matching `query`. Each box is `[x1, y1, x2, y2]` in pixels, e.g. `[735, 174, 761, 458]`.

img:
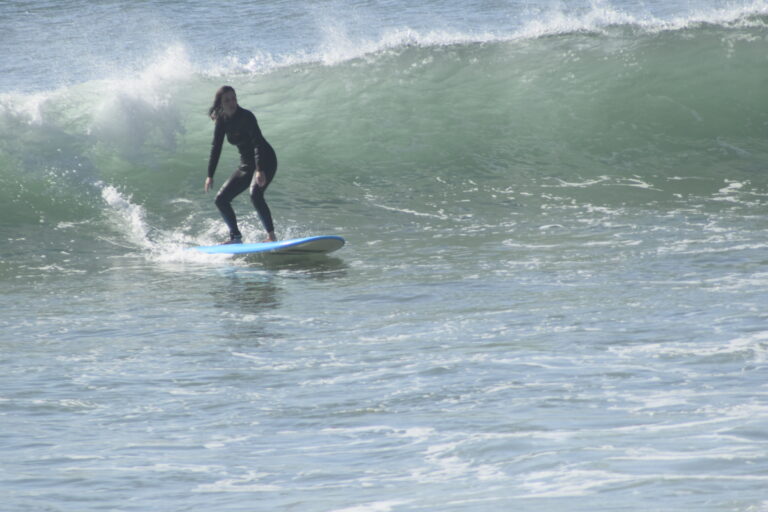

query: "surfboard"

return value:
[190, 235, 345, 256]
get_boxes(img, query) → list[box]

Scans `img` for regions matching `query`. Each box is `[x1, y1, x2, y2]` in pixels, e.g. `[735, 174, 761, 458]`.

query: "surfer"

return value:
[205, 85, 277, 244]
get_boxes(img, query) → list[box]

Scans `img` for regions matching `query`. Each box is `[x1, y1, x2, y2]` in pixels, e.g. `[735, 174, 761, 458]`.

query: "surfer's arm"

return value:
[207, 121, 226, 179]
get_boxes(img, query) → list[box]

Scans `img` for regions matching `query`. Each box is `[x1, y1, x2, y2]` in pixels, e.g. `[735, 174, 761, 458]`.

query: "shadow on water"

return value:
[242, 253, 349, 280]
[206, 253, 349, 344]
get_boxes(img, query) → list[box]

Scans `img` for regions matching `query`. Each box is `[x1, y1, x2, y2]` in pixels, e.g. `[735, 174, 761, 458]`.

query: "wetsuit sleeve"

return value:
[207, 120, 226, 178]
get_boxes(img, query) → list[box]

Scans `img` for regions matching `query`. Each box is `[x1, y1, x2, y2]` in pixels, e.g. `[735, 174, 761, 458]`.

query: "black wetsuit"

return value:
[207, 106, 277, 239]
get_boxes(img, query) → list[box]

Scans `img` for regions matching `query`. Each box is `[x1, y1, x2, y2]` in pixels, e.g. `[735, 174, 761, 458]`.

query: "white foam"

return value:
[518, 0, 768, 39]
[518, 467, 768, 498]
[2, 44, 192, 132]
[518, 468, 637, 497]
[0, 88, 65, 125]
[101, 184, 154, 250]
[89, 45, 191, 154]
[718, 179, 747, 194]
[331, 501, 409, 512]
[99, 183, 241, 264]
[615, 445, 765, 462]
[610, 331, 768, 363]
[194, 471, 282, 493]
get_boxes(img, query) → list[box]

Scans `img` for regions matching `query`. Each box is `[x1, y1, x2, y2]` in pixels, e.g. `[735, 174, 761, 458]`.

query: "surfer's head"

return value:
[209, 85, 237, 121]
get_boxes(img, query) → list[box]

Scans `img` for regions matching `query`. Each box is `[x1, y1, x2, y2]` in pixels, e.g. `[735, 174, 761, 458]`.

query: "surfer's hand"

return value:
[204, 177, 213, 193]
[255, 170, 266, 188]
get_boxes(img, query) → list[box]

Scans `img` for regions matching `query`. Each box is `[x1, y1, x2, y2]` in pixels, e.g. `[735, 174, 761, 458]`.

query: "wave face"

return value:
[1, 5, 767, 246]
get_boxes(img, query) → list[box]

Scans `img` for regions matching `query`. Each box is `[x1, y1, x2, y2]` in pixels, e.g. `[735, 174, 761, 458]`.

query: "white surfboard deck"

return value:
[189, 235, 345, 255]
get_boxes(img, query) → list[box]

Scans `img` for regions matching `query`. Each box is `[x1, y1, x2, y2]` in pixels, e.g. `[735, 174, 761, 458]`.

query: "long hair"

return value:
[208, 85, 236, 121]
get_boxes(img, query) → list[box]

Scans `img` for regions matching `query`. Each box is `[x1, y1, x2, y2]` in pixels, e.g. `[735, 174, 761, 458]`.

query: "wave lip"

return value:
[193, 2, 768, 76]
[309, 2, 768, 69]
[516, 1, 768, 38]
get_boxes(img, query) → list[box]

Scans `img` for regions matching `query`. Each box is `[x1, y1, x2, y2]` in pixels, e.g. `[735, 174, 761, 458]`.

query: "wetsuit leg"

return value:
[249, 144, 278, 234]
[215, 165, 254, 239]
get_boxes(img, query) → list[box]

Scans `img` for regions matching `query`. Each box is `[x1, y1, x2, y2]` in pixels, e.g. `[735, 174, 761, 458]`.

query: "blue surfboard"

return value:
[190, 235, 345, 255]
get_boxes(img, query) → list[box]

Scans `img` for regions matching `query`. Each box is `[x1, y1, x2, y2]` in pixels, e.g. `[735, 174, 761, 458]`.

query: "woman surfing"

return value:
[205, 85, 278, 244]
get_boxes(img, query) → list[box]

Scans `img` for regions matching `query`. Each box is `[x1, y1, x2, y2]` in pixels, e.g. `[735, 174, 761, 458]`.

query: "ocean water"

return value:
[2, 1, 768, 510]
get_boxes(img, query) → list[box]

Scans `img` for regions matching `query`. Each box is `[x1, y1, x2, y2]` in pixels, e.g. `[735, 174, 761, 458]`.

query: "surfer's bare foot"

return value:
[262, 232, 277, 243]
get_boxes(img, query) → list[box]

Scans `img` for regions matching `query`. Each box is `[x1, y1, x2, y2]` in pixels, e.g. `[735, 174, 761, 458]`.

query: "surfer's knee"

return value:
[250, 185, 265, 204]
[214, 191, 229, 209]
